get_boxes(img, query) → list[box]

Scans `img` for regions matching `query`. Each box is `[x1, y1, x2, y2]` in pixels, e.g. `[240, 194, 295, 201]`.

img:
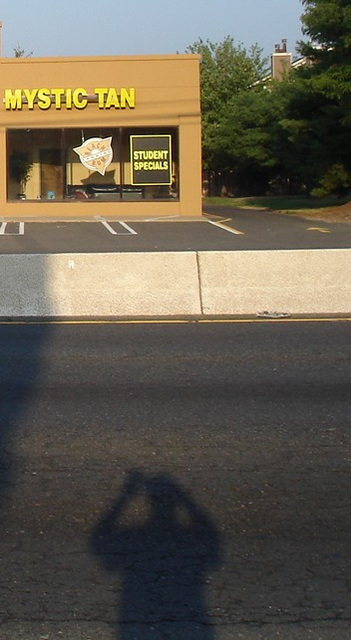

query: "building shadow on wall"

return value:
[91, 470, 220, 640]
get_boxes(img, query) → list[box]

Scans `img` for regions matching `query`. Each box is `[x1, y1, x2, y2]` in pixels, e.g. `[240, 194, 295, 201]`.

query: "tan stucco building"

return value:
[0, 53, 202, 218]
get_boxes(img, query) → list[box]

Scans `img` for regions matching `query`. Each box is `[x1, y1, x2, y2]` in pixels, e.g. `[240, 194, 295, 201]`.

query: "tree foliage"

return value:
[299, 0, 351, 61]
[189, 2, 351, 197]
[187, 37, 275, 194]
[281, 0, 351, 194]
[298, 0, 351, 102]
[13, 45, 33, 58]
[187, 36, 267, 110]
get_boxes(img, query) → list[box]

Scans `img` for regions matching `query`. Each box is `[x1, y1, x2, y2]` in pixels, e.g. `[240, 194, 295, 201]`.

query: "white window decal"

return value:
[73, 137, 113, 175]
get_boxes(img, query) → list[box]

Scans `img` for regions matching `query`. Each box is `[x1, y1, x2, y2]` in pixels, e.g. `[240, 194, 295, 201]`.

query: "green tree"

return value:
[187, 37, 273, 194]
[280, 0, 351, 195]
[299, 0, 351, 64]
[187, 36, 267, 113]
[9, 151, 33, 195]
[13, 45, 33, 57]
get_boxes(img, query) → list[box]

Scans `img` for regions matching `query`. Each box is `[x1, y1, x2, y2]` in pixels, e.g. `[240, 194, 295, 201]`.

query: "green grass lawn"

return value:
[204, 195, 349, 213]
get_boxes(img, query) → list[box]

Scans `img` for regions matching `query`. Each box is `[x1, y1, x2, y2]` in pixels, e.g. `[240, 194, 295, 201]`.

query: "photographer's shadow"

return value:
[91, 470, 220, 639]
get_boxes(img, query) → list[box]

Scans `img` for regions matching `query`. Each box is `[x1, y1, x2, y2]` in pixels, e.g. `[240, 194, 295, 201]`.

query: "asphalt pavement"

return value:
[0, 206, 350, 253]
[0, 320, 350, 639]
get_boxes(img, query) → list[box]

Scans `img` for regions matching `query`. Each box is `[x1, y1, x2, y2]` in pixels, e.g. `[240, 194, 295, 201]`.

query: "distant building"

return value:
[270, 39, 308, 80]
[271, 39, 292, 80]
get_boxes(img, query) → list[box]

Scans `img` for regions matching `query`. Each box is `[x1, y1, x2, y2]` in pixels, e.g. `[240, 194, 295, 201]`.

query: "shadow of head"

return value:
[91, 470, 221, 639]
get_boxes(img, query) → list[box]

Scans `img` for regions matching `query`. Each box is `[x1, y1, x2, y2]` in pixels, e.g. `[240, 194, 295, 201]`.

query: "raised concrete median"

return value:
[0, 248, 350, 318]
[198, 249, 351, 316]
[0, 252, 202, 318]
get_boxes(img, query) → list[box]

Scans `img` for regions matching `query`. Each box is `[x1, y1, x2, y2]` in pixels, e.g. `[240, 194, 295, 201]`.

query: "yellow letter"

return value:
[120, 87, 135, 108]
[51, 88, 65, 109]
[37, 88, 51, 110]
[23, 88, 38, 110]
[66, 88, 73, 109]
[72, 88, 88, 109]
[94, 87, 108, 108]
[4, 89, 22, 110]
[105, 88, 120, 109]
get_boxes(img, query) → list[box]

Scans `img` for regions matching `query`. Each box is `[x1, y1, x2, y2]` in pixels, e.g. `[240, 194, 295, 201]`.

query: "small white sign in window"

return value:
[73, 137, 113, 175]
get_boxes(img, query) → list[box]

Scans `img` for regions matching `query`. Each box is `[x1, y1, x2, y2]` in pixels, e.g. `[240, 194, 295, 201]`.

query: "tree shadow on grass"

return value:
[91, 470, 220, 640]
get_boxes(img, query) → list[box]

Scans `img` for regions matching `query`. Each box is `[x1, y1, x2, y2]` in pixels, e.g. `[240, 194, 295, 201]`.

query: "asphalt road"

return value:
[0, 206, 350, 253]
[0, 320, 350, 639]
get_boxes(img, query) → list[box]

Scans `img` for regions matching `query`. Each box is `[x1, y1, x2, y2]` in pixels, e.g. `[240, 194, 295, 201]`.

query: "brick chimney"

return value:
[271, 39, 292, 80]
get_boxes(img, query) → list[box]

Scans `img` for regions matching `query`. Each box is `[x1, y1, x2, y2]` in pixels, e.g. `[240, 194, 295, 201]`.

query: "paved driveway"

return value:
[0, 207, 350, 253]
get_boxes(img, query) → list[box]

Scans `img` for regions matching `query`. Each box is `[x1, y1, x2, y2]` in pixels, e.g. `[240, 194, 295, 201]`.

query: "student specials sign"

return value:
[131, 135, 172, 185]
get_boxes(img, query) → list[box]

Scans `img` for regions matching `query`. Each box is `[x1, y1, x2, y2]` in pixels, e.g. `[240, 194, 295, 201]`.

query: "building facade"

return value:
[0, 54, 202, 217]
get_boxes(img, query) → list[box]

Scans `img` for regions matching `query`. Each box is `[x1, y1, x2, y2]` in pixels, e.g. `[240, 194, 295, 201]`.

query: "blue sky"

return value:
[0, 0, 304, 61]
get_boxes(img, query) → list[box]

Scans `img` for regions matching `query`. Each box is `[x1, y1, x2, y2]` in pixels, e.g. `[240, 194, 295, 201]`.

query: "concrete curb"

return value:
[197, 249, 351, 316]
[0, 249, 350, 318]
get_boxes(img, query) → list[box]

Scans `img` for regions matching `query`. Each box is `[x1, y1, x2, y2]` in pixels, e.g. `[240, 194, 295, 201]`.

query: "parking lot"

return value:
[0, 208, 351, 253]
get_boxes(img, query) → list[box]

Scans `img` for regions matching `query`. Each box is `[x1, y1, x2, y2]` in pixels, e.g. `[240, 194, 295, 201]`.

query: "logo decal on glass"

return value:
[73, 137, 113, 175]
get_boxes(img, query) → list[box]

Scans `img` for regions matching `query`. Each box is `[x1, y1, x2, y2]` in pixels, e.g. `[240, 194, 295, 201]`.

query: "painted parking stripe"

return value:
[207, 218, 244, 235]
[144, 215, 179, 221]
[95, 216, 137, 236]
[0, 222, 25, 235]
[307, 227, 331, 234]
[118, 221, 138, 235]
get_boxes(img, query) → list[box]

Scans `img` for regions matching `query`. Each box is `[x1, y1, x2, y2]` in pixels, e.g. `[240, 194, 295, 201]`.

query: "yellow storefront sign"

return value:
[4, 87, 136, 110]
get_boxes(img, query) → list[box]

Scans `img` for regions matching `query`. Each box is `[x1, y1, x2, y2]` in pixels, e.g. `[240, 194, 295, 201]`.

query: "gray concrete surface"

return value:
[0, 248, 350, 317]
[198, 249, 351, 316]
[0, 252, 201, 317]
[0, 321, 350, 639]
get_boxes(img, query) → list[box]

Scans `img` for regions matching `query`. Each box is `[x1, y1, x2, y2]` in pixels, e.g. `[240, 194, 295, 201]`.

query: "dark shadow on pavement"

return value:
[91, 470, 220, 640]
[0, 324, 49, 507]
[0, 321, 50, 638]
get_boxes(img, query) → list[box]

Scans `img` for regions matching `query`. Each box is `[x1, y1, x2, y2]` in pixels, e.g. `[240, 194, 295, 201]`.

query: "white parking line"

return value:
[118, 221, 138, 235]
[0, 222, 25, 235]
[307, 227, 331, 234]
[144, 215, 179, 222]
[95, 217, 137, 236]
[207, 218, 244, 235]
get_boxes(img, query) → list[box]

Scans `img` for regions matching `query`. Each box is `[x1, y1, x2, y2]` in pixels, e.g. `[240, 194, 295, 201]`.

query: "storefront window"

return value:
[7, 128, 179, 202]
